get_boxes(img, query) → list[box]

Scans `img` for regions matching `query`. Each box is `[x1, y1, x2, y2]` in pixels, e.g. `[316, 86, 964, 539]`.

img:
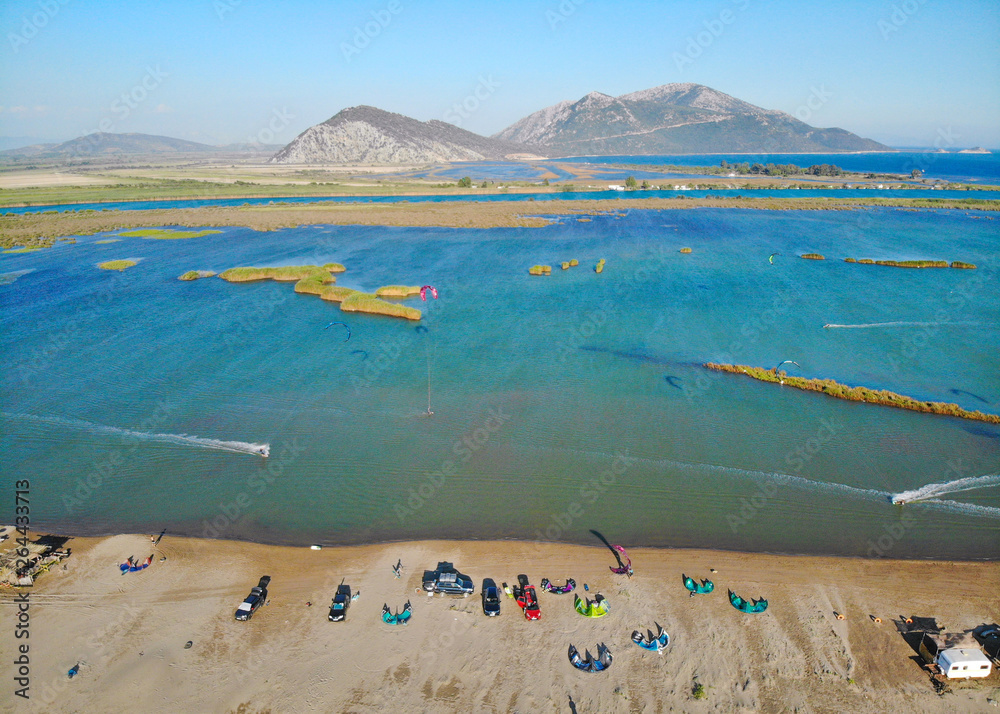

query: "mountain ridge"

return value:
[270, 106, 540, 164]
[494, 83, 890, 155]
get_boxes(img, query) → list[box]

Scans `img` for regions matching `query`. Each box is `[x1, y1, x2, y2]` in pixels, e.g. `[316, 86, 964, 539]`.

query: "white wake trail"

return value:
[891, 473, 1000, 505]
[823, 321, 981, 329]
[2, 412, 269, 458]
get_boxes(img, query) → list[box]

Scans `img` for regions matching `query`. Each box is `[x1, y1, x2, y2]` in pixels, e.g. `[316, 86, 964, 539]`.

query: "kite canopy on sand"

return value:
[632, 623, 670, 652]
[568, 643, 613, 672]
[381, 601, 412, 625]
[610, 544, 633, 576]
[729, 589, 768, 614]
[541, 578, 576, 594]
[574, 593, 610, 618]
[683, 575, 715, 594]
[119, 554, 153, 574]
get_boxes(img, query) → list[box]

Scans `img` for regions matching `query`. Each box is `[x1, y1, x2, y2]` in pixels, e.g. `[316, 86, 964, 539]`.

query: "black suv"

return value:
[481, 578, 501, 616]
[328, 583, 351, 622]
[422, 561, 474, 595]
[235, 576, 270, 621]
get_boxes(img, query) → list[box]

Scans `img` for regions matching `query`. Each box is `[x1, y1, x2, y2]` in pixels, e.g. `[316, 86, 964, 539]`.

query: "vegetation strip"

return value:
[215, 264, 420, 321]
[842, 258, 976, 269]
[117, 228, 221, 239]
[704, 362, 1000, 423]
[97, 259, 136, 271]
[2, 196, 998, 250]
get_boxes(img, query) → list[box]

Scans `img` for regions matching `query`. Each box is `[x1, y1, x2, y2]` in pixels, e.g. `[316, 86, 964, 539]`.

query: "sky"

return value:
[1, 0, 998, 149]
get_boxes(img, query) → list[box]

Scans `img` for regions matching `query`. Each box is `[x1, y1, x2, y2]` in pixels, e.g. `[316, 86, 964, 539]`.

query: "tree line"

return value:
[720, 160, 844, 176]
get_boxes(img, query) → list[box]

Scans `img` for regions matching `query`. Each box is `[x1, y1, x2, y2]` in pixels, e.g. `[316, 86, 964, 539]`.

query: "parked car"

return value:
[481, 578, 500, 616]
[518, 585, 541, 620]
[422, 561, 474, 595]
[235, 575, 270, 621]
[515, 574, 540, 620]
[328, 582, 351, 622]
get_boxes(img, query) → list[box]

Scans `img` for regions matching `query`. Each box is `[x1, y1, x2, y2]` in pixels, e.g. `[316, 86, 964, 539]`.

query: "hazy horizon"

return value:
[1, 0, 998, 149]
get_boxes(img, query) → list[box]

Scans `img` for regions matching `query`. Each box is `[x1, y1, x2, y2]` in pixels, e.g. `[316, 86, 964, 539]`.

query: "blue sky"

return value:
[1, 0, 998, 148]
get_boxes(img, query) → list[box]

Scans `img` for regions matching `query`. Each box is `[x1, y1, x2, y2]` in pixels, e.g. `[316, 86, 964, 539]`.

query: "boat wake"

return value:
[2, 412, 269, 458]
[890, 473, 1000, 506]
[823, 321, 981, 329]
[521, 445, 1000, 521]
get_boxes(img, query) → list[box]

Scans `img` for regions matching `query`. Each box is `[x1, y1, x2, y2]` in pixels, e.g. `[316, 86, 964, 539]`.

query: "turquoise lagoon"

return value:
[1, 206, 998, 558]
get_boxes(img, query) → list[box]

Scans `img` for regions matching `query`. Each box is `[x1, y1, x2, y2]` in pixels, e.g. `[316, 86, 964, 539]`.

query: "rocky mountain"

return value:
[270, 105, 539, 164]
[494, 83, 891, 155]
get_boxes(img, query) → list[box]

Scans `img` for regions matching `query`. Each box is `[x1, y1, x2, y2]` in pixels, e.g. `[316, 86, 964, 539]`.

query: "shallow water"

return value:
[559, 151, 1000, 184]
[5, 186, 1000, 216]
[1, 207, 998, 557]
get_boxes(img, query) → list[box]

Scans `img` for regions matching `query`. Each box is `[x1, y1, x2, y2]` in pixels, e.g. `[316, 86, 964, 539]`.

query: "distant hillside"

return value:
[43, 132, 218, 156]
[495, 83, 891, 155]
[270, 106, 540, 164]
[0, 133, 285, 159]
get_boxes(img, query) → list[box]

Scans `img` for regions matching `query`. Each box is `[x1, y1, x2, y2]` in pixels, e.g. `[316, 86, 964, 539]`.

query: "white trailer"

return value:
[936, 647, 992, 679]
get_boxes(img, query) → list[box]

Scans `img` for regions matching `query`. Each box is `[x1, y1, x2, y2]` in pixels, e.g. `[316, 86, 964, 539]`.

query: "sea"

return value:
[2, 173, 999, 559]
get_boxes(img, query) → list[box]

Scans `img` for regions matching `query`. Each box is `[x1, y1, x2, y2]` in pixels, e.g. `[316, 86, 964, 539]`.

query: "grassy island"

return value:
[704, 362, 1000, 424]
[220, 265, 331, 283]
[595, 258, 606, 273]
[340, 292, 421, 320]
[529, 265, 552, 275]
[98, 260, 137, 271]
[213, 264, 420, 321]
[950, 261, 977, 269]
[94, 239, 121, 244]
[316, 286, 359, 303]
[801, 253, 825, 260]
[375, 285, 421, 297]
[293, 272, 337, 295]
[178, 270, 216, 280]
[117, 228, 221, 240]
[680, 247, 692, 254]
[844, 258, 952, 268]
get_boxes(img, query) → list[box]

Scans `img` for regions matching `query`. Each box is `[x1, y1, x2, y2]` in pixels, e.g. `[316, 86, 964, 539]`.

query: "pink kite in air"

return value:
[420, 285, 438, 301]
[609, 545, 633, 577]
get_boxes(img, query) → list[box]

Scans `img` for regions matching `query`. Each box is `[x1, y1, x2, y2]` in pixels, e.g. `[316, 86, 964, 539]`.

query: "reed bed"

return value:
[704, 362, 999, 423]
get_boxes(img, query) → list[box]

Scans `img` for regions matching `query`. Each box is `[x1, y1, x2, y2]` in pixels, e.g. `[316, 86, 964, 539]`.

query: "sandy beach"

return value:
[2, 533, 998, 713]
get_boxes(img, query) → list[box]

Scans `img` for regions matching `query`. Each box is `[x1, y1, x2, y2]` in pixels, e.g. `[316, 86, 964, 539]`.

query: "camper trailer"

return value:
[919, 631, 993, 679]
[936, 648, 992, 679]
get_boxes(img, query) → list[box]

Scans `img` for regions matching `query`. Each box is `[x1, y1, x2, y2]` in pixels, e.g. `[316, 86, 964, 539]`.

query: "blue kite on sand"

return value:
[568, 643, 613, 672]
[632, 623, 669, 653]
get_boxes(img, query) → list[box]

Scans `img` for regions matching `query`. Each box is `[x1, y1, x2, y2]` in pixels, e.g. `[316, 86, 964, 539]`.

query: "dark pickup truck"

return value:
[235, 576, 270, 621]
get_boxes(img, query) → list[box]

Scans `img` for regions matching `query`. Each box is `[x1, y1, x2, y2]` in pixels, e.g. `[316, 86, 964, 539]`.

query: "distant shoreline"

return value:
[556, 150, 907, 158]
[11, 528, 1000, 563]
[4, 195, 998, 249]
